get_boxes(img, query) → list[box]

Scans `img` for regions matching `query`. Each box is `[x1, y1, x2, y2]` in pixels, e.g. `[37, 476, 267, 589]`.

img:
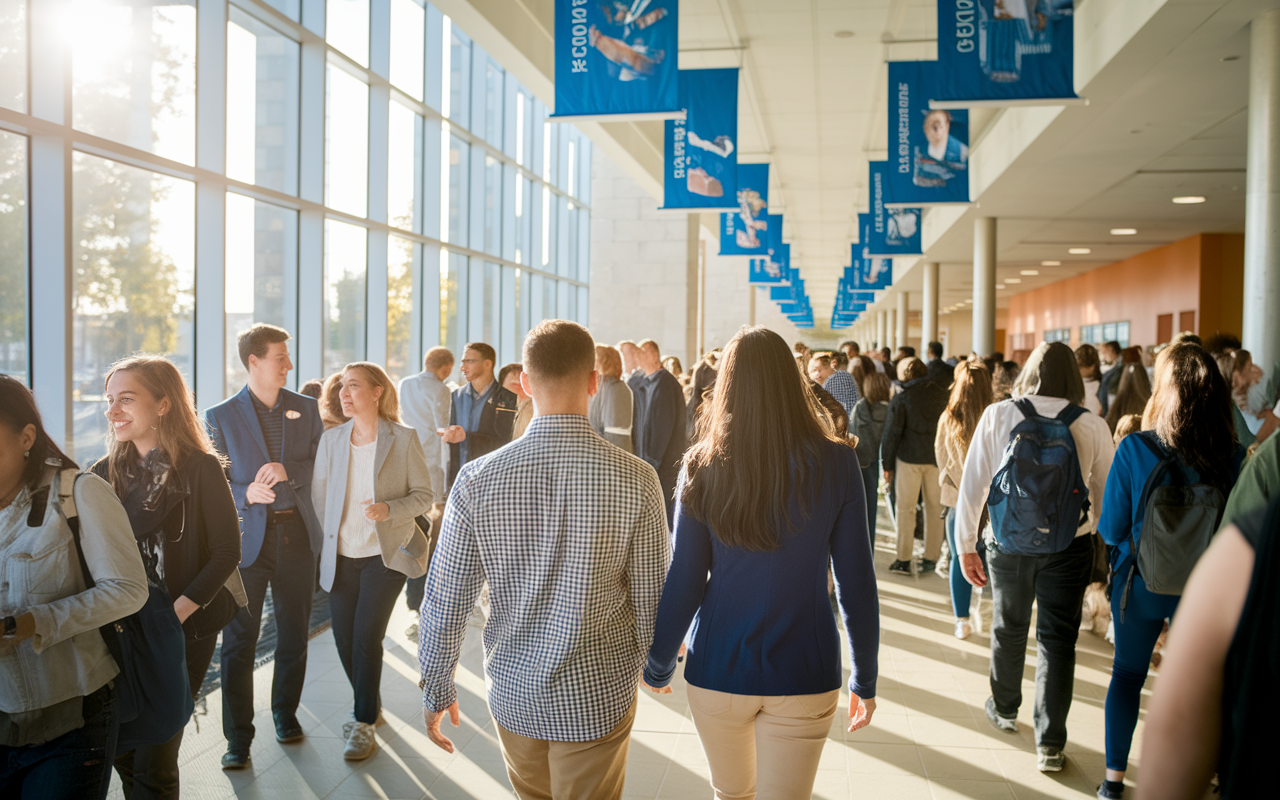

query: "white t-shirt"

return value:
[1081, 378, 1103, 416]
[337, 440, 381, 558]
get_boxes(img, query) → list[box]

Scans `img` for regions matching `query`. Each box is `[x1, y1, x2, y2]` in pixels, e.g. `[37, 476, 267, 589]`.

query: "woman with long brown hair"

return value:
[95, 355, 243, 799]
[1095, 342, 1244, 799]
[1105, 363, 1152, 434]
[319, 371, 347, 430]
[935, 361, 994, 639]
[641, 326, 879, 800]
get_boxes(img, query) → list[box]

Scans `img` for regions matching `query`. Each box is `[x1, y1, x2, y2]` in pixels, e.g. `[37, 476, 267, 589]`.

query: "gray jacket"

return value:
[312, 418, 435, 591]
[589, 375, 635, 453]
[398, 371, 452, 499]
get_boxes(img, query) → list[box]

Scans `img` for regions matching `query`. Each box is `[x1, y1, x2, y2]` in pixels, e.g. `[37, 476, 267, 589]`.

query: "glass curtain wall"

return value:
[0, 0, 591, 460]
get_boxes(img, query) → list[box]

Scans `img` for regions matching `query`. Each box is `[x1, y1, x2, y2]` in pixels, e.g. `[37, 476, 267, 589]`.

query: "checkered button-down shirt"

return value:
[418, 414, 670, 742]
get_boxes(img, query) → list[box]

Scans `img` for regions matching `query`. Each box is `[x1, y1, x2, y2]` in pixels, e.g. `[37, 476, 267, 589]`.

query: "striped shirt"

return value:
[417, 414, 670, 741]
[249, 388, 295, 510]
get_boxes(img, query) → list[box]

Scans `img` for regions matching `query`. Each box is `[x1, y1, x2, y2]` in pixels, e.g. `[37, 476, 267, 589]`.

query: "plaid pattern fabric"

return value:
[418, 414, 670, 742]
[823, 369, 861, 417]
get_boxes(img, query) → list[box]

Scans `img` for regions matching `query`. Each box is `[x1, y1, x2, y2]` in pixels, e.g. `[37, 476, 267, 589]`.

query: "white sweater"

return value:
[953, 395, 1115, 555]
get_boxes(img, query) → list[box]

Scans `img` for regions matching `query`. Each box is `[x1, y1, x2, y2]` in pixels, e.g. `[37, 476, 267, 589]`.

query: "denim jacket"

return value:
[0, 469, 148, 714]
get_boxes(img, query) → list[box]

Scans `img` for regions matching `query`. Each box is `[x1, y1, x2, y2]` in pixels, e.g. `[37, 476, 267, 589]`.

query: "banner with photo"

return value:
[719, 163, 770, 255]
[748, 257, 785, 284]
[867, 162, 923, 256]
[662, 69, 739, 210]
[888, 61, 970, 205]
[934, 0, 1078, 107]
[554, 0, 681, 121]
[856, 216, 895, 290]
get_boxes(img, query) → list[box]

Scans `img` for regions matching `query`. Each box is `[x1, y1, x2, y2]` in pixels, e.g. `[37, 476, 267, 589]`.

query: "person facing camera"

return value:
[311, 362, 434, 761]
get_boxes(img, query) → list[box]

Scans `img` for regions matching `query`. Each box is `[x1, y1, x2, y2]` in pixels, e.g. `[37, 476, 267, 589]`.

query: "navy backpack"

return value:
[987, 399, 1090, 556]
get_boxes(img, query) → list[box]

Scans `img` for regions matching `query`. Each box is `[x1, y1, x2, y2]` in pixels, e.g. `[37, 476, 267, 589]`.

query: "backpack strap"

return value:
[49, 469, 95, 591]
[1055, 403, 1088, 427]
[1012, 397, 1038, 421]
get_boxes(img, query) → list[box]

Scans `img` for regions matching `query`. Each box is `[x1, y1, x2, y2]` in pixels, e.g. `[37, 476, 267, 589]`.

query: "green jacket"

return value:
[1225, 430, 1280, 523]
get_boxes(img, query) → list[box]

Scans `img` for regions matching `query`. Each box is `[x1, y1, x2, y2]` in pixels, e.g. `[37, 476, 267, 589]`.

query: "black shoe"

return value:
[919, 559, 937, 573]
[1097, 781, 1125, 799]
[274, 714, 304, 744]
[221, 749, 251, 770]
[888, 559, 912, 575]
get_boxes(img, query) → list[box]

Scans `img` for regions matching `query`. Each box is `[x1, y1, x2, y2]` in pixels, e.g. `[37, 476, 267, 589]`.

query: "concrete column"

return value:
[1244, 10, 1280, 374]
[876, 310, 887, 350]
[896, 292, 909, 353]
[888, 308, 898, 351]
[973, 217, 997, 357]
[922, 262, 939, 350]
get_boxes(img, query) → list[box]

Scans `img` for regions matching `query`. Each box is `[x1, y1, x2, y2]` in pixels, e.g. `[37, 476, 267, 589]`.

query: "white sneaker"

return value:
[342, 721, 377, 760]
[955, 618, 973, 640]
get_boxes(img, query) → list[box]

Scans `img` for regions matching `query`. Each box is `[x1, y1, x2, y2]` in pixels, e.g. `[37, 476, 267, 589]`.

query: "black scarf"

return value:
[120, 449, 187, 585]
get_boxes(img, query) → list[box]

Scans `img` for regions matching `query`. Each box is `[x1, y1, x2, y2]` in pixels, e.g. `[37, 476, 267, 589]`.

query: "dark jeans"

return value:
[405, 573, 426, 614]
[329, 555, 408, 724]
[1104, 569, 1180, 772]
[987, 533, 1093, 750]
[860, 463, 878, 549]
[0, 684, 117, 800]
[945, 507, 987, 621]
[221, 518, 316, 750]
[113, 633, 218, 799]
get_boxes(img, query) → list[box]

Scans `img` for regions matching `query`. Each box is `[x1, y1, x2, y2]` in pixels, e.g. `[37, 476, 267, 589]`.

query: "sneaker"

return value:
[1097, 781, 1125, 799]
[984, 697, 1018, 734]
[342, 721, 377, 761]
[220, 749, 250, 770]
[919, 559, 937, 573]
[954, 618, 973, 640]
[888, 560, 912, 576]
[1037, 746, 1066, 772]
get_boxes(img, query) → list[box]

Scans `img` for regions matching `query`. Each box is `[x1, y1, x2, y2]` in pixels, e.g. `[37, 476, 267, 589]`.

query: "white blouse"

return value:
[337, 440, 381, 558]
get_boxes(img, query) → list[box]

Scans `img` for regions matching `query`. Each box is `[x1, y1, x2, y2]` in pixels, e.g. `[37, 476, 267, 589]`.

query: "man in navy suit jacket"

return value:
[205, 324, 323, 769]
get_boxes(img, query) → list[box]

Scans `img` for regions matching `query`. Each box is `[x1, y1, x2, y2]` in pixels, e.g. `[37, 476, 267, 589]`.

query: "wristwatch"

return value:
[3, 616, 16, 637]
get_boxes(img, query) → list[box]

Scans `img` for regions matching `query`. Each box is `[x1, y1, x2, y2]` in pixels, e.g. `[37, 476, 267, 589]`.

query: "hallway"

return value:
[123, 520, 1134, 800]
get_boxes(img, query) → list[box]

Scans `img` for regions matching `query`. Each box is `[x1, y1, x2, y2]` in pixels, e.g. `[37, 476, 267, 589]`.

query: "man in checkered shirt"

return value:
[417, 319, 670, 800]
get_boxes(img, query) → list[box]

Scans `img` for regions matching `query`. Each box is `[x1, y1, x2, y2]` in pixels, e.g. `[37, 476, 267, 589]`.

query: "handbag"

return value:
[55, 470, 194, 751]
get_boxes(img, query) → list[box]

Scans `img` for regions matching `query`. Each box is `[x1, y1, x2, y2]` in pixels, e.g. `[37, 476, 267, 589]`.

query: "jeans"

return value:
[113, 633, 218, 799]
[0, 684, 117, 800]
[1104, 568, 1180, 772]
[329, 555, 408, 724]
[893, 460, 942, 562]
[987, 533, 1093, 750]
[860, 463, 879, 550]
[221, 518, 316, 750]
[945, 507, 986, 621]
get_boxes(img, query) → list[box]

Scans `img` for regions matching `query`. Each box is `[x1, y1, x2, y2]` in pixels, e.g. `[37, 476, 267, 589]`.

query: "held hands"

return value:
[438, 426, 467, 445]
[424, 701, 461, 752]
[255, 462, 289, 487]
[361, 499, 390, 522]
[245, 482, 277, 505]
[848, 694, 876, 732]
[960, 552, 988, 588]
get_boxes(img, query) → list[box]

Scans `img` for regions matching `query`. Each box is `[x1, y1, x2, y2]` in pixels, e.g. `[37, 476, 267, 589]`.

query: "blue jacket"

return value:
[205, 386, 324, 567]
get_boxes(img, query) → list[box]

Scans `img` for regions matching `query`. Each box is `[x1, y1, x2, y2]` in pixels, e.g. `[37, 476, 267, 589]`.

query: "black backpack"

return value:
[1119, 432, 1227, 617]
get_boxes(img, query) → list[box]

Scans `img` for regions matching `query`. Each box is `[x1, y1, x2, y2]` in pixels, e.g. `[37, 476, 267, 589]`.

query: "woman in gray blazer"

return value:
[311, 362, 433, 761]
[589, 344, 635, 453]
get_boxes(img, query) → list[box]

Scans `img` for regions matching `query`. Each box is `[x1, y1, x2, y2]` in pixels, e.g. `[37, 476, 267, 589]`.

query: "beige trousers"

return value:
[687, 685, 839, 800]
[894, 459, 943, 562]
[495, 695, 637, 800]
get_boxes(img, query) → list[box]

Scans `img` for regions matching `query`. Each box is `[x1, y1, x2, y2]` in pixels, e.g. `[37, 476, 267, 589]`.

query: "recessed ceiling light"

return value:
[1069, 247, 1092, 255]
[1111, 228, 1137, 235]
[996, 284, 1006, 290]
[833, 30, 855, 38]
[1004, 277, 1022, 284]
[1024, 268, 1043, 274]
[1173, 196, 1207, 204]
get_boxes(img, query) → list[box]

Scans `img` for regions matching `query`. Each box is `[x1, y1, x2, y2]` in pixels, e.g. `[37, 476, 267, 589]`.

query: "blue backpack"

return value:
[987, 399, 1090, 556]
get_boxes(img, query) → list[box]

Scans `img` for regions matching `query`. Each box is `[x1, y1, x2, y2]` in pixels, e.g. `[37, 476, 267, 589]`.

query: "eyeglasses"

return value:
[461, 358, 484, 365]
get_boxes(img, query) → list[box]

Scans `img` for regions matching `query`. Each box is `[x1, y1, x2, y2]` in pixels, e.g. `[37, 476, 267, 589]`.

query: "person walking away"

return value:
[0, 376, 148, 800]
[418, 320, 669, 800]
[852, 371, 892, 548]
[685, 352, 719, 440]
[925, 341, 952, 386]
[499, 364, 534, 439]
[809, 352, 861, 418]
[398, 347, 453, 640]
[589, 344, 635, 452]
[205, 324, 324, 769]
[1104, 364, 1152, 435]
[312, 363, 433, 760]
[634, 339, 689, 525]
[94, 357, 244, 798]
[880, 357, 949, 575]
[641, 326, 879, 800]
[935, 361, 993, 640]
[1097, 341, 1123, 416]
[439, 342, 517, 490]
[1094, 342, 1244, 799]
[1076, 344, 1104, 416]
[954, 341, 1114, 773]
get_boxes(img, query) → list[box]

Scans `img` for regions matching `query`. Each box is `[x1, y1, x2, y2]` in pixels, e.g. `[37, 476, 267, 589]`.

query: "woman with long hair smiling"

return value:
[641, 326, 879, 800]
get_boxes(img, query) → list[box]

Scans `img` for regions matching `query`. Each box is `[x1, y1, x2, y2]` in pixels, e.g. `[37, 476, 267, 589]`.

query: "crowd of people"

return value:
[0, 320, 1275, 800]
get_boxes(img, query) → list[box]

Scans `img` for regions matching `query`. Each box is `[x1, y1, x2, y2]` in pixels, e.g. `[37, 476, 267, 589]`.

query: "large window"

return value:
[324, 219, 367, 376]
[227, 7, 300, 195]
[388, 101, 421, 230]
[447, 134, 469, 245]
[327, 0, 370, 68]
[0, 130, 26, 379]
[225, 194, 297, 392]
[326, 64, 369, 217]
[0, 0, 26, 113]
[390, 0, 426, 101]
[387, 236, 415, 381]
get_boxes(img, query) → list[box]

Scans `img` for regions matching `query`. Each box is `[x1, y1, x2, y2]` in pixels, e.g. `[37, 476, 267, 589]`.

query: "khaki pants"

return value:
[687, 685, 839, 800]
[495, 695, 637, 800]
[894, 459, 943, 563]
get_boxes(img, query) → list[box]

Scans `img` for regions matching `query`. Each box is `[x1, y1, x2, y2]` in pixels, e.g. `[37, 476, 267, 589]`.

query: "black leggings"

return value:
[329, 556, 408, 724]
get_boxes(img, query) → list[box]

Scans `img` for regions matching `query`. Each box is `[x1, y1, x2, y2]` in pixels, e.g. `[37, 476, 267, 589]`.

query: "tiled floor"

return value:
[110, 516, 1153, 800]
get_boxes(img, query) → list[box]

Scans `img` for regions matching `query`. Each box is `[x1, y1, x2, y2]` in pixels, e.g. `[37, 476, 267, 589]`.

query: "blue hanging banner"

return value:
[720, 163, 770, 255]
[771, 283, 802, 303]
[856, 216, 895, 289]
[748, 258, 785, 284]
[553, 0, 681, 121]
[934, 0, 1078, 107]
[867, 162, 923, 257]
[888, 61, 970, 206]
[662, 69, 739, 210]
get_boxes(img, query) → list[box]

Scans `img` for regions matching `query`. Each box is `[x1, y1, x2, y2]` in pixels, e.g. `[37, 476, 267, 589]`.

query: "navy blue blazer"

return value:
[205, 385, 324, 567]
